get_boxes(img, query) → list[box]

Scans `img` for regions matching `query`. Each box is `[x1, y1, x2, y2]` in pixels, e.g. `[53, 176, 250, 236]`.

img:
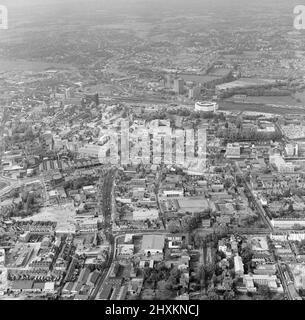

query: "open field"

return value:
[20, 203, 76, 233]
[225, 95, 302, 107]
[219, 101, 305, 115]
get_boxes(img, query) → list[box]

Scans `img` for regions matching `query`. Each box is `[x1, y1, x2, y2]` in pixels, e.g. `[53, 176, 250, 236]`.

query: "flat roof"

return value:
[11, 280, 34, 290]
[141, 235, 165, 251]
[177, 198, 209, 209]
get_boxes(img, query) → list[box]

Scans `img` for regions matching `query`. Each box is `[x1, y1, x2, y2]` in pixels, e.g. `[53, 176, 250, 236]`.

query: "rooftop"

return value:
[141, 235, 165, 251]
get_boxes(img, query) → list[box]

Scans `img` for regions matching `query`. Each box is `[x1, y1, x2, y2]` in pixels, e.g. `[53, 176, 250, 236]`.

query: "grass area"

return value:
[225, 95, 301, 106]
[219, 101, 305, 115]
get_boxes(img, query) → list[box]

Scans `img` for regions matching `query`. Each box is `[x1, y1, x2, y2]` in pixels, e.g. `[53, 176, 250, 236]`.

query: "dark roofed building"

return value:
[88, 270, 100, 285]
[11, 280, 34, 291]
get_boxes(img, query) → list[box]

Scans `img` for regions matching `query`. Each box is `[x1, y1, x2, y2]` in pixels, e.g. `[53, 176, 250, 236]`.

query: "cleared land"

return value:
[20, 203, 76, 233]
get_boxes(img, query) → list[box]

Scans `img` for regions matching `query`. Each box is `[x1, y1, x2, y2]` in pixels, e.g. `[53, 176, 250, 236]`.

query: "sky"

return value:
[0, 0, 300, 28]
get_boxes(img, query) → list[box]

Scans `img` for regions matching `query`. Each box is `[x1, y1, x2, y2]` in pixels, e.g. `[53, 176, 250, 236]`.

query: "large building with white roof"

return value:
[195, 101, 218, 112]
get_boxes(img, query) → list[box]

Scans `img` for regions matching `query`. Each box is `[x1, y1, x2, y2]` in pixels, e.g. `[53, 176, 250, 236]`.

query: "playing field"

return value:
[219, 101, 305, 115]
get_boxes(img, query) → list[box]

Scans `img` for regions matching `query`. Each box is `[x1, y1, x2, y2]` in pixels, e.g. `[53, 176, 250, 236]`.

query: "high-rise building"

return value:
[174, 78, 184, 95]
[164, 74, 173, 89]
[189, 86, 201, 100]
[65, 88, 72, 99]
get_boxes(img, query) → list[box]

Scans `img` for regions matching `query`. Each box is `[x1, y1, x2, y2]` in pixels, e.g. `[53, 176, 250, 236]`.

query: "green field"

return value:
[219, 101, 305, 115]
[225, 95, 302, 107]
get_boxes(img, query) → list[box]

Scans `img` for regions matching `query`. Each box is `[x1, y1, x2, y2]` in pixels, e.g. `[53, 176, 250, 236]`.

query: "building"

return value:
[189, 86, 201, 100]
[0, 249, 5, 267]
[44, 282, 55, 293]
[243, 274, 283, 292]
[288, 232, 305, 242]
[11, 280, 34, 293]
[164, 74, 173, 89]
[174, 78, 184, 95]
[218, 240, 232, 258]
[195, 101, 218, 112]
[253, 264, 276, 275]
[234, 255, 244, 276]
[272, 218, 305, 229]
[77, 219, 99, 233]
[141, 235, 165, 256]
[226, 143, 241, 158]
[202, 219, 210, 228]
[177, 198, 210, 214]
[133, 208, 159, 221]
[78, 144, 104, 159]
[285, 143, 298, 157]
[117, 244, 134, 256]
[98, 278, 123, 300]
[270, 233, 288, 242]
[161, 189, 184, 199]
[269, 154, 294, 173]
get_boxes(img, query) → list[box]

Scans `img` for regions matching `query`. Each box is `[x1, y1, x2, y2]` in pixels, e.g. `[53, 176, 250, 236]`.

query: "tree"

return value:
[224, 178, 233, 190]
[207, 288, 220, 300]
[223, 290, 235, 300]
[293, 224, 305, 230]
[155, 288, 172, 300]
[204, 263, 216, 278]
[193, 232, 207, 249]
[168, 220, 180, 233]
[288, 202, 294, 213]
[197, 265, 206, 290]
[241, 246, 253, 264]
[217, 250, 226, 260]
[257, 285, 272, 300]
[214, 225, 229, 238]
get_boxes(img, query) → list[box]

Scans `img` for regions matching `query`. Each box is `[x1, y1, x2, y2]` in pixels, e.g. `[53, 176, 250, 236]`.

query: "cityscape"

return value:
[1, 0, 305, 302]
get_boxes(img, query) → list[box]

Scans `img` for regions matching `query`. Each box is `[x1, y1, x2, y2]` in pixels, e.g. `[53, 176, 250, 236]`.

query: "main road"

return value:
[89, 228, 170, 300]
[235, 161, 273, 231]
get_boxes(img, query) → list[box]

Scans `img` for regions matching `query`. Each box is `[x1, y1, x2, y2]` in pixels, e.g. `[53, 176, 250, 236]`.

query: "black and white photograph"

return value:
[0, 0, 305, 309]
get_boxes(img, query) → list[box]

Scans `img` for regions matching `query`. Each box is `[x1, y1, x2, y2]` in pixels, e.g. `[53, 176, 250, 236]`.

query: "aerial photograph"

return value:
[1, 0, 305, 305]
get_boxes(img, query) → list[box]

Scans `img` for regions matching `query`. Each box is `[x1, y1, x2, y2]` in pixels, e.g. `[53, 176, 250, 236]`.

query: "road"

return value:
[89, 167, 117, 300]
[268, 234, 301, 300]
[99, 95, 185, 106]
[89, 234, 117, 300]
[276, 263, 301, 300]
[235, 161, 273, 231]
[101, 168, 116, 227]
[231, 227, 270, 235]
[90, 229, 171, 300]
[0, 106, 8, 172]
[274, 121, 289, 144]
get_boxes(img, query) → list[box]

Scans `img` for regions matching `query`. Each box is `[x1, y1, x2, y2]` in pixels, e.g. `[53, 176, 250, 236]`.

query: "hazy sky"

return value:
[0, 0, 300, 27]
[1, 0, 300, 9]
